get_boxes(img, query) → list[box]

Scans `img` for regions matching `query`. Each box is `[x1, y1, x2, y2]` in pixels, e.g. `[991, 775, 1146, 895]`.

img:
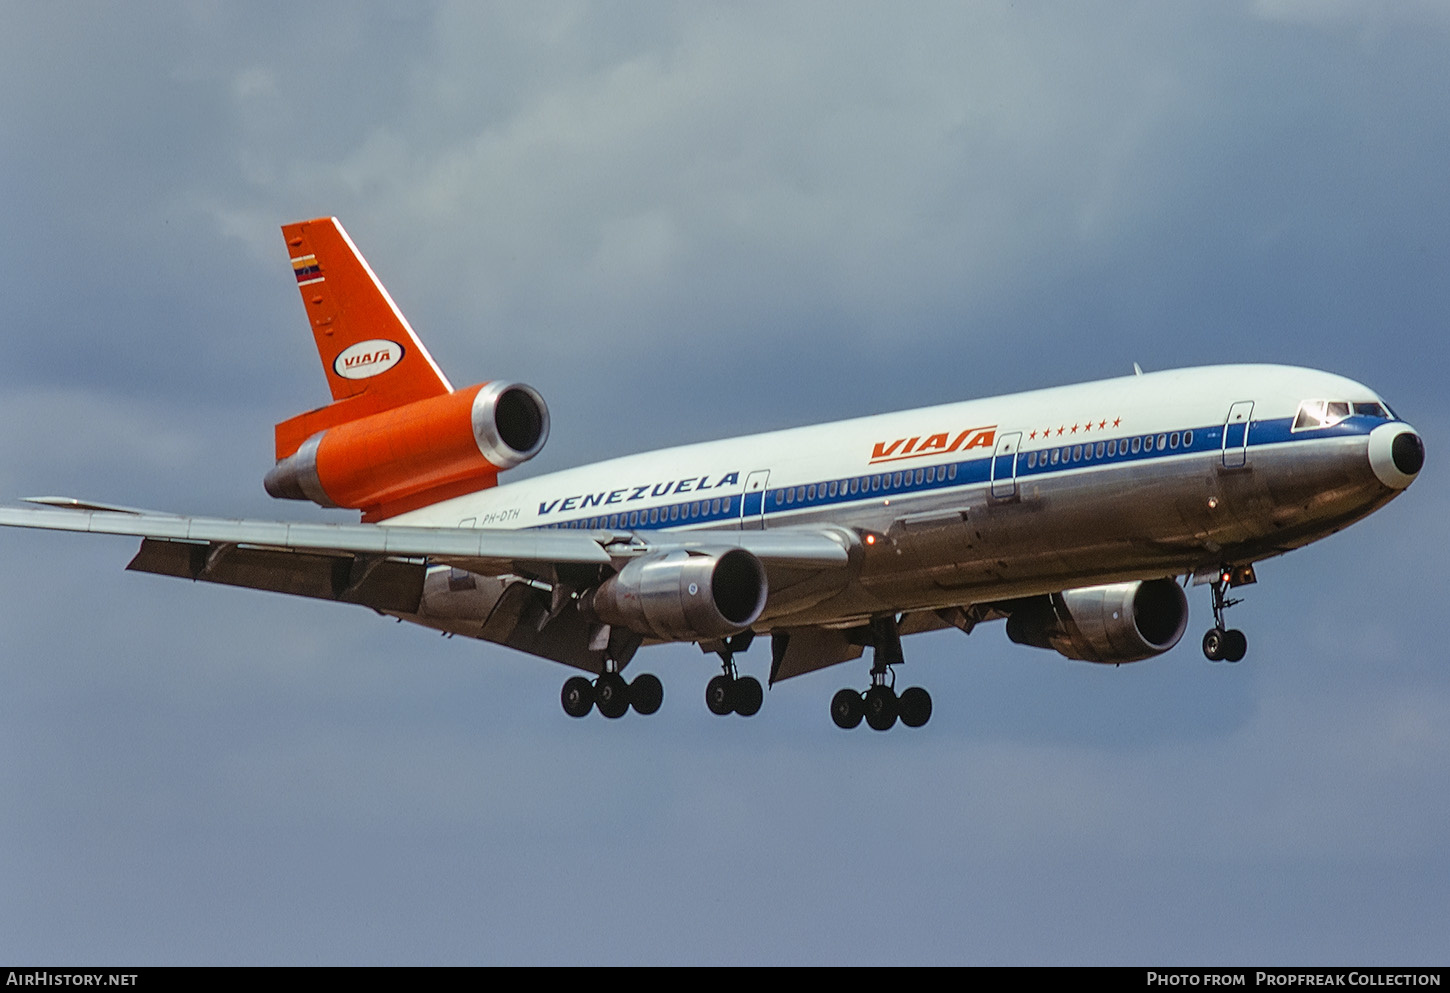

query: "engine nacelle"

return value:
[586, 548, 767, 642]
[1005, 578, 1188, 664]
[265, 380, 549, 520]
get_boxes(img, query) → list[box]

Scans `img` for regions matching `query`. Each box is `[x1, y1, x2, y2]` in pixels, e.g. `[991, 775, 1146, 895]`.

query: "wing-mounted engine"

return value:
[583, 548, 768, 641]
[265, 381, 549, 521]
[1005, 578, 1188, 664]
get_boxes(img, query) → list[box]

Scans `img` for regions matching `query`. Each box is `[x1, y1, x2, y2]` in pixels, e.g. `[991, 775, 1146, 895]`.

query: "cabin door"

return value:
[990, 432, 1022, 499]
[740, 470, 771, 530]
[1221, 401, 1254, 468]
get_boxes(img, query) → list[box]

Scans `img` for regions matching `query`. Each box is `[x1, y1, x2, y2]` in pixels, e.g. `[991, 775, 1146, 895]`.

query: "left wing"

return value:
[0, 499, 853, 618]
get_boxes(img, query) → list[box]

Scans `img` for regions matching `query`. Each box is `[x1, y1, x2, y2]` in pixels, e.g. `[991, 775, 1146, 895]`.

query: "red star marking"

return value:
[1112, 417, 1121, 427]
[1070, 424, 1079, 434]
[1083, 420, 1092, 433]
[1056, 426, 1065, 436]
[1028, 430, 1037, 439]
[1098, 419, 1107, 429]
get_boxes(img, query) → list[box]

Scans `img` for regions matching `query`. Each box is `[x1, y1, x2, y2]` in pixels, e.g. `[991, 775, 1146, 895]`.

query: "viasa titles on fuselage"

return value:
[0, 218, 1425, 731]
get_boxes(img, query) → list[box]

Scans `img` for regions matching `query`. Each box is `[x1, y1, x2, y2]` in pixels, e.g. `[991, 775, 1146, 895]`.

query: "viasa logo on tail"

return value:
[870, 426, 996, 464]
[333, 339, 405, 380]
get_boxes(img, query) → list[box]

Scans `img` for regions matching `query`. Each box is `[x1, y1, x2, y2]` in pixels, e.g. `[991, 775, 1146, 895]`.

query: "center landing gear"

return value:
[1202, 565, 1252, 663]
[561, 668, 664, 718]
[704, 633, 763, 717]
[831, 615, 932, 731]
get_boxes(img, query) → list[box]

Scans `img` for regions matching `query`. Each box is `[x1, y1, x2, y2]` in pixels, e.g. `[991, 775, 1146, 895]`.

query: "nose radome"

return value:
[1392, 431, 1425, 476]
[1368, 423, 1424, 489]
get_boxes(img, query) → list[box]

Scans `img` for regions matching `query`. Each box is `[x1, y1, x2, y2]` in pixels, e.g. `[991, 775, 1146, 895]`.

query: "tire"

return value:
[898, 686, 932, 728]
[1202, 628, 1225, 661]
[733, 676, 763, 717]
[596, 673, 630, 719]
[630, 673, 664, 715]
[705, 674, 735, 716]
[561, 676, 595, 718]
[864, 685, 898, 731]
[1223, 629, 1247, 663]
[831, 688, 863, 729]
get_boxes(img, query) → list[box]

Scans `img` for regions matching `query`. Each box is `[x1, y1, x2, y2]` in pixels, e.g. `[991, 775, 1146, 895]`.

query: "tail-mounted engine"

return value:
[265, 380, 549, 521]
[1005, 578, 1188, 664]
[584, 548, 768, 642]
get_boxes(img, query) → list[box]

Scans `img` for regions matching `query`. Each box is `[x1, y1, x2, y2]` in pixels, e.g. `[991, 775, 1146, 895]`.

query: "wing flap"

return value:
[128, 538, 425, 613]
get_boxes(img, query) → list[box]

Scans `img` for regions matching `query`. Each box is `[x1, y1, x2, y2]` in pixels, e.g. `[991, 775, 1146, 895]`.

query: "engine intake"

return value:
[1005, 578, 1188, 664]
[587, 548, 767, 642]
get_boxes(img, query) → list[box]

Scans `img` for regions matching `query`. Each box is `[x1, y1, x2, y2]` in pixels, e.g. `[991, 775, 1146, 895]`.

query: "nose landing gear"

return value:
[1202, 566, 1252, 663]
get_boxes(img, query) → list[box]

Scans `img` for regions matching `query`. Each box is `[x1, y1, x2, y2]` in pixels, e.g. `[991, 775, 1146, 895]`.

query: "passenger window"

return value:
[785, 489, 794, 505]
[1108, 439, 1117, 457]
[892, 472, 903, 488]
[948, 465, 957, 480]
[914, 468, 924, 485]
[850, 478, 860, 494]
[722, 497, 731, 513]
[828, 481, 838, 497]
[1131, 437, 1142, 454]
[1072, 445, 1082, 462]
[1095, 442, 1104, 458]
[649, 508, 659, 524]
[807, 484, 816, 501]
[671, 504, 680, 521]
[1157, 434, 1167, 450]
[1183, 430, 1193, 447]
[1050, 449, 1060, 465]
[1169, 432, 1179, 449]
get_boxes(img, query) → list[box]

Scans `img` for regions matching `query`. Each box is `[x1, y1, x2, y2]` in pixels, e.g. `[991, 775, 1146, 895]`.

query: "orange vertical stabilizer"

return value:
[276, 217, 454, 459]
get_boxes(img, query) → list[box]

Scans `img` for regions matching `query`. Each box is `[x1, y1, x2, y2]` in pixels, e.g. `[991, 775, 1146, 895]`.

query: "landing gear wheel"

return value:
[898, 686, 932, 728]
[705, 674, 735, 716]
[561, 676, 595, 718]
[1203, 628, 1226, 662]
[831, 688, 864, 729]
[1222, 629, 1247, 663]
[595, 673, 630, 719]
[733, 676, 763, 717]
[629, 673, 663, 715]
[864, 685, 898, 731]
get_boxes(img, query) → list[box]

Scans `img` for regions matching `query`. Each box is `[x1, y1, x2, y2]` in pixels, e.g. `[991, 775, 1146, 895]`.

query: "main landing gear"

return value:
[1202, 566, 1252, 663]
[831, 615, 932, 731]
[561, 669, 664, 718]
[704, 633, 763, 718]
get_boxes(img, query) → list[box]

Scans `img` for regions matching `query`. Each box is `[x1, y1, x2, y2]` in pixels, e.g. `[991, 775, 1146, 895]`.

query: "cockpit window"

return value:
[1293, 400, 1349, 431]
[1294, 399, 1393, 431]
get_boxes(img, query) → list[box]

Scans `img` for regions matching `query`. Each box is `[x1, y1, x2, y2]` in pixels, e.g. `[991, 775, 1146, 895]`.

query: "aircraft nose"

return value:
[1368, 422, 1424, 489]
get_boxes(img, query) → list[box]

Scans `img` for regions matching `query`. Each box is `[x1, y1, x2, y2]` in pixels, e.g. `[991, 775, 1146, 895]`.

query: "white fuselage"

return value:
[392, 364, 1413, 628]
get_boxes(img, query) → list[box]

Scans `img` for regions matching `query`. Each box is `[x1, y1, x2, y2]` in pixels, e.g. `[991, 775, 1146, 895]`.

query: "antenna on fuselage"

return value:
[1133, 363, 1144, 376]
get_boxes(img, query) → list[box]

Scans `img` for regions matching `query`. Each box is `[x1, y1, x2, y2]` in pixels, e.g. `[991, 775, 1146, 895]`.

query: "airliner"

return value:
[0, 218, 1424, 730]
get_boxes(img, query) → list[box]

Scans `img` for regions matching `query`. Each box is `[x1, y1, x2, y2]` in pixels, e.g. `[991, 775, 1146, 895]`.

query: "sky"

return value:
[2, 1, 1447, 966]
